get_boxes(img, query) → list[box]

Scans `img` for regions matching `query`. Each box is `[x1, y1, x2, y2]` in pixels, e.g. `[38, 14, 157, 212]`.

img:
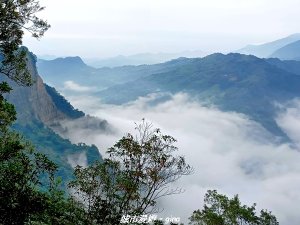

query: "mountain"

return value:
[265, 58, 300, 75]
[37, 52, 300, 142]
[39, 56, 90, 73]
[3, 49, 104, 186]
[37, 56, 198, 93]
[236, 33, 300, 58]
[37, 56, 93, 87]
[270, 40, 300, 60]
[83, 51, 206, 68]
[96, 53, 300, 141]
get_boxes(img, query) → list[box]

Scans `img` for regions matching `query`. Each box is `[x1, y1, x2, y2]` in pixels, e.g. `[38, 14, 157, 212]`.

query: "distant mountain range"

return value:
[83, 51, 207, 68]
[270, 40, 300, 60]
[95, 53, 300, 141]
[35, 33, 300, 144]
[37, 55, 198, 94]
[237, 33, 300, 60]
[37, 51, 300, 142]
[37, 34, 300, 96]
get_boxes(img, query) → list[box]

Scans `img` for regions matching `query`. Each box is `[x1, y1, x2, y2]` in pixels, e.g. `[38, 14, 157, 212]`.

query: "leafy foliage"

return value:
[13, 120, 101, 188]
[0, 1, 74, 224]
[69, 120, 193, 225]
[0, 116, 93, 224]
[0, 130, 57, 224]
[0, 82, 16, 131]
[189, 190, 279, 225]
[0, 0, 50, 85]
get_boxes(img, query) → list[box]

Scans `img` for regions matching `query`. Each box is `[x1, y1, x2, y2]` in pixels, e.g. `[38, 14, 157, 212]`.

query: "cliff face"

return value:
[5, 51, 68, 124]
[27, 71, 66, 123]
[1, 49, 102, 187]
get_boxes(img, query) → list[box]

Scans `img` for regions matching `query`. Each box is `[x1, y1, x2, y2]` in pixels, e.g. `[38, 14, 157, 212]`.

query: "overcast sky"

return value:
[23, 0, 300, 58]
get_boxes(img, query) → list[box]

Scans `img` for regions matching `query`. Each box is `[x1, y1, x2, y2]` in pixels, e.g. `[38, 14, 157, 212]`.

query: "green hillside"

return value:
[96, 53, 300, 141]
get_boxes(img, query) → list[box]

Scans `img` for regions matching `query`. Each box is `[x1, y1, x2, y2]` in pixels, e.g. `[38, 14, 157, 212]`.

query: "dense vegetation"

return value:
[189, 190, 278, 225]
[12, 120, 100, 188]
[45, 84, 85, 119]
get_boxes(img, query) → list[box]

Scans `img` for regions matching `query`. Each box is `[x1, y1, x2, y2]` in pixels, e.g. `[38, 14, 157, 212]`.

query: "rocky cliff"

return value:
[6, 50, 78, 124]
[2, 49, 103, 187]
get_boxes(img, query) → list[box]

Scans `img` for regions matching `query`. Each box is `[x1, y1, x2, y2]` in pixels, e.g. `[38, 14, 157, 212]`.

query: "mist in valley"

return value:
[55, 91, 300, 224]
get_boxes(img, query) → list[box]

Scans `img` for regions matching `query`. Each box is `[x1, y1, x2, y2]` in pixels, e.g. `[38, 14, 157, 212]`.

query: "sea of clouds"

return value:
[60, 92, 300, 225]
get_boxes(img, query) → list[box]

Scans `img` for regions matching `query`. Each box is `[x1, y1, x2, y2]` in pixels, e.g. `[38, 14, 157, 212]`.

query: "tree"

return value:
[0, 133, 58, 224]
[0, 1, 71, 224]
[69, 120, 194, 225]
[0, 82, 16, 131]
[0, 0, 50, 86]
[189, 190, 279, 225]
[0, 0, 50, 134]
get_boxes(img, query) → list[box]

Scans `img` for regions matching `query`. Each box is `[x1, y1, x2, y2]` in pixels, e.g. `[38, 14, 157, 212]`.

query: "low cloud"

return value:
[67, 152, 88, 168]
[63, 80, 95, 92]
[50, 115, 117, 155]
[63, 93, 300, 225]
[276, 99, 300, 147]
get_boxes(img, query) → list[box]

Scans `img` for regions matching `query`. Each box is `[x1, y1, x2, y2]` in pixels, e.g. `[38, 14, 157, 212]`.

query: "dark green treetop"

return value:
[0, 0, 50, 85]
[189, 190, 279, 225]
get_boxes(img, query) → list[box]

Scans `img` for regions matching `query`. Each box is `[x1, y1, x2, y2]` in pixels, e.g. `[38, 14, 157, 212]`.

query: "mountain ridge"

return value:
[270, 40, 300, 60]
[96, 53, 300, 141]
[83, 50, 206, 68]
[36, 50, 300, 142]
[37, 55, 200, 93]
[236, 33, 300, 58]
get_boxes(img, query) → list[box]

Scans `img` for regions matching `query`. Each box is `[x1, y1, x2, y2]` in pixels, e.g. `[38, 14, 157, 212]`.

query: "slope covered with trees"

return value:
[95, 53, 300, 141]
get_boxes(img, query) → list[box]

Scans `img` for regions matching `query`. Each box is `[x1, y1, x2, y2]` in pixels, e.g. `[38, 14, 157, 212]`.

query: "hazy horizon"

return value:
[23, 0, 300, 58]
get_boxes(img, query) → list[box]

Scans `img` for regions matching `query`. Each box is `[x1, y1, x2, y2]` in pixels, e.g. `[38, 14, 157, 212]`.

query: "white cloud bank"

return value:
[64, 93, 300, 225]
[63, 80, 95, 92]
[276, 99, 300, 148]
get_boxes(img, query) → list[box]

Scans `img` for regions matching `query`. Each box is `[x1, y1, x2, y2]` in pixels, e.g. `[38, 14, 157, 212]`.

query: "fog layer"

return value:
[63, 93, 300, 224]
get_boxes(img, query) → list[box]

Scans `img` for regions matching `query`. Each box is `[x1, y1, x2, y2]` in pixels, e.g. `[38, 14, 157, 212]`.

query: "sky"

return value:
[23, 0, 300, 58]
